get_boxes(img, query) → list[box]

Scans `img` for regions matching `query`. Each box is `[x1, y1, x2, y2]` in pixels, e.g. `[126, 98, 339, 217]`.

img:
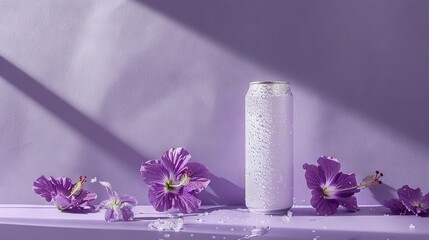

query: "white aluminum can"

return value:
[245, 81, 293, 214]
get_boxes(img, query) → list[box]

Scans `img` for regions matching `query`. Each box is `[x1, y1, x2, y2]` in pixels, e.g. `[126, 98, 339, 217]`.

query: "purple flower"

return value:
[383, 185, 429, 216]
[303, 156, 360, 215]
[33, 175, 97, 212]
[98, 181, 138, 222]
[140, 147, 210, 213]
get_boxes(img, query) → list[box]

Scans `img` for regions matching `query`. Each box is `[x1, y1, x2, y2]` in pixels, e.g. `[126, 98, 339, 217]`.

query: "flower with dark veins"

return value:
[303, 156, 360, 215]
[304, 156, 383, 215]
[384, 185, 429, 216]
[140, 147, 210, 213]
[98, 181, 137, 222]
[33, 175, 97, 212]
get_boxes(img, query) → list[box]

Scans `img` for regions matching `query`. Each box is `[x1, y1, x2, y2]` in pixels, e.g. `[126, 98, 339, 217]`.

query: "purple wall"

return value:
[0, 0, 428, 206]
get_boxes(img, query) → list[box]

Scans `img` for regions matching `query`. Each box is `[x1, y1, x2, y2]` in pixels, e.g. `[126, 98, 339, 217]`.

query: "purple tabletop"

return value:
[0, 205, 427, 240]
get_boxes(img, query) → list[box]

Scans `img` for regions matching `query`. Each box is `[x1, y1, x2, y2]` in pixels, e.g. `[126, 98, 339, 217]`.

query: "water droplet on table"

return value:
[148, 218, 184, 232]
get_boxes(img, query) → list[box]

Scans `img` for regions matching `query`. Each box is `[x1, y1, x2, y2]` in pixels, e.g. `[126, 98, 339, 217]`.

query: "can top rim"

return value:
[249, 81, 289, 85]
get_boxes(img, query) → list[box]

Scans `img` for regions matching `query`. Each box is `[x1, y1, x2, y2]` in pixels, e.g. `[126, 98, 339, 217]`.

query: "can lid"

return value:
[249, 81, 289, 85]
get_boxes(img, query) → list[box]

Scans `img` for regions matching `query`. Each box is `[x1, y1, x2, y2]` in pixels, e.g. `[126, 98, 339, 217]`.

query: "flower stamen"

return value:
[358, 171, 383, 189]
[165, 172, 192, 192]
[322, 171, 384, 197]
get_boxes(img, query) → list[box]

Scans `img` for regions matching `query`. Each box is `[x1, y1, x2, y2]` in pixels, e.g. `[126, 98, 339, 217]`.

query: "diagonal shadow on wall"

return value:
[0, 55, 241, 205]
[136, 0, 429, 147]
[0, 55, 147, 169]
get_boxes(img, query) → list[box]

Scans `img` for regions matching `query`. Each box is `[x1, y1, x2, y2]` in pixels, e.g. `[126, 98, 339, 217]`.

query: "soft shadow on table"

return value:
[198, 173, 245, 206]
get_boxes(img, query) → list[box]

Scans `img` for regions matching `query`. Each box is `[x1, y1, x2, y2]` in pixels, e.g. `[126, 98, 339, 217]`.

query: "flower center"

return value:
[165, 179, 175, 192]
[322, 186, 336, 198]
[165, 173, 191, 192]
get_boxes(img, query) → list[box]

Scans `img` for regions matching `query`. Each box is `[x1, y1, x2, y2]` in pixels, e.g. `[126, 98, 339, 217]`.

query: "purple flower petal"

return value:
[332, 172, 360, 198]
[383, 198, 409, 215]
[120, 204, 134, 221]
[104, 208, 117, 222]
[336, 196, 359, 212]
[302, 163, 325, 190]
[33, 175, 56, 202]
[77, 191, 97, 209]
[148, 184, 174, 212]
[161, 147, 191, 174]
[172, 191, 201, 213]
[50, 177, 73, 198]
[310, 189, 339, 215]
[65, 190, 96, 210]
[317, 156, 341, 185]
[422, 193, 429, 213]
[53, 195, 72, 210]
[119, 194, 138, 206]
[140, 159, 174, 185]
[184, 162, 211, 193]
[398, 185, 424, 215]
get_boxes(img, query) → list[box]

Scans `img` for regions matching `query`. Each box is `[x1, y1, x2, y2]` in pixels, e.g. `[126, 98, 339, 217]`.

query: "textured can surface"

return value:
[245, 81, 293, 214]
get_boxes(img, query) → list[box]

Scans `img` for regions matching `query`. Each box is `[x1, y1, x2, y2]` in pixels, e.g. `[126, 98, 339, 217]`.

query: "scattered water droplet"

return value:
[196, 218, 204, 223]
[230, 228, 235, 231]
[163, 233, 170, 238]
[237, 226, 270, 240]
[148, 218, 184, 232]
[212, 235, 217, 239]
[409, 224, 416, 230]
[190, 233, 194, 237]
